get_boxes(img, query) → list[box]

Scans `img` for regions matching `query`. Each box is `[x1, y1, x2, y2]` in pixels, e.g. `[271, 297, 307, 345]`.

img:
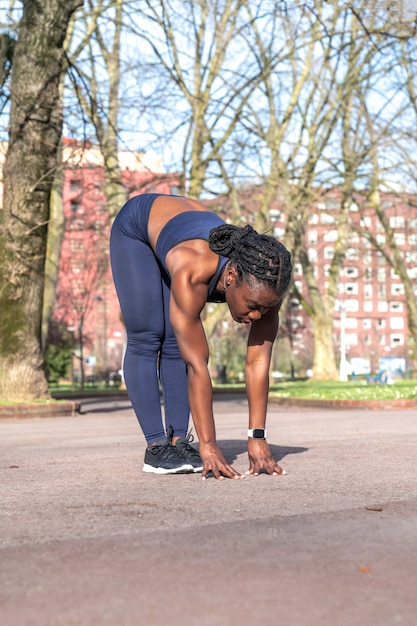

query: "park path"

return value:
[1, 396, 416, 625]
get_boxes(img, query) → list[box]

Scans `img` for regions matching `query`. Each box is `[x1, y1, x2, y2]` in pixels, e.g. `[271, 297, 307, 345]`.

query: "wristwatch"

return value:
[247, 428, 267, 439]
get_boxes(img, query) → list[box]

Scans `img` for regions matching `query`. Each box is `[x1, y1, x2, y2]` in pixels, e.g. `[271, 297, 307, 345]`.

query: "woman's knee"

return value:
[126, 331, 162, 356]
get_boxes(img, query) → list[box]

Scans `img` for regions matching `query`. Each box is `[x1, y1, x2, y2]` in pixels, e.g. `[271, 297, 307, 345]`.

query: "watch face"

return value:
[253, 428, 265, 438]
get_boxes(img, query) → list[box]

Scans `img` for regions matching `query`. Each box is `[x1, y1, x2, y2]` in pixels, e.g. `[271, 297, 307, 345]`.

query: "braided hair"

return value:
[208, 224, 292, 295]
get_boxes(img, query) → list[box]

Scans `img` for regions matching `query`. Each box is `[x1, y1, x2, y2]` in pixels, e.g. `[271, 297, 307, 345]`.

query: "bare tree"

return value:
[224, 1, 405, 379]
[0, 0, 83, 401]
[124, 0, 274, 199]
[66, 0, 127, 218]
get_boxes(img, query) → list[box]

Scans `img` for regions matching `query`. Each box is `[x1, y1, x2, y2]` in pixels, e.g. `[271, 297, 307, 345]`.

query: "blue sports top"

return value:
[155, 210, 228, 301]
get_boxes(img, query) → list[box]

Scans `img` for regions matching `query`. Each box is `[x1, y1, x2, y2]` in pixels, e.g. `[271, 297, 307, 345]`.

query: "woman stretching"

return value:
[110, 193, 292, 480]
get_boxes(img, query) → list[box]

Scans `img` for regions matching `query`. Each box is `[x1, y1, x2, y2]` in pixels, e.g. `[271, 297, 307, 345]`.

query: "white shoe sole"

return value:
[142, 463, 194, 474]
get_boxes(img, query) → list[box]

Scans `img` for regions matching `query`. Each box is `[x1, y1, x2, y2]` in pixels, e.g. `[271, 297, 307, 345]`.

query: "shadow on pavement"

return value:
[218, 439, 308, 464]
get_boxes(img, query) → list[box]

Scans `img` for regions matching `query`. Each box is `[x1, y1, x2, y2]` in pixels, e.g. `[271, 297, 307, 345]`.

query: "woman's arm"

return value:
[245, 306, 287, 476]
[168, 256, 242, 480]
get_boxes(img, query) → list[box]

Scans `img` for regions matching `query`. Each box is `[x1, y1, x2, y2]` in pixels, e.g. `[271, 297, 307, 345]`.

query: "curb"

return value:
[0, 401, 81, 419]
[269, 396, 417, 410]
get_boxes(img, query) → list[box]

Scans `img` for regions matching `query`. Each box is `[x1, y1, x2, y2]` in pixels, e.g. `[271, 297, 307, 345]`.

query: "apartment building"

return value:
[2, 137, 415, 379]
[274, 192, 417, 376]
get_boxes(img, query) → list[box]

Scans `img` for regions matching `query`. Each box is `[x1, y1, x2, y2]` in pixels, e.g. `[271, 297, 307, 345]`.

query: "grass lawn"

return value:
[268, 379, 417, 401]
[1, 378, 416, 405]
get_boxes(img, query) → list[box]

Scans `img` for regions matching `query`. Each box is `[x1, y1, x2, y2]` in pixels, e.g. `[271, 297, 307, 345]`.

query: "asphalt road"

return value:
[1, 395, 417, 626]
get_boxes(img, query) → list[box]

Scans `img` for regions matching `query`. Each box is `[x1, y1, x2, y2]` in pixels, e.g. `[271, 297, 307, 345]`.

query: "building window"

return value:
[378, 335, 386, 345]
[390, 216, 405, 228]
[324, 230, 338, 242]
[70, 179, 81, 192]
[378, 301, 388, 312]
[324, 247, 335, 259]
[364, 301, 373, 312]
[390, 334, 404, 345]
[345, 283, 358, 295]
[363, 319, 371, 329]
[345, 300, 359, 312]
[346, 318, 358, 329]
[273, 225, 286, 239]
[377, 251, 385, 265]
[364, 284, 373, 299]
[346, 248, 359, 260]
[391, 283, 404, 296]
[309, 231, 318, 244]
[377, 284, 386, 299]
[364, 334, 371, 345]
[390, 318, 404, 330]
[377, 268, 386, 282]
[406, 251, 417, 263]
[320, 213, 335, 224]
[345, 267, 358, 278]
[377, 318, 385, 328]
[390, 302, 403, 312]
[269, 209, 281, 222]
[70, 200, 80, 213]
[394, 233, 405, 246]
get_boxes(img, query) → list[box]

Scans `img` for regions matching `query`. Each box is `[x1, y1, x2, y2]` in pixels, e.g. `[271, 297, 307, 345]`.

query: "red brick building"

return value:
[273, 192, 417, 377]
[1, 140, 415, 380]
[52, 142, 180, 383]
[209, 188, 417, 377]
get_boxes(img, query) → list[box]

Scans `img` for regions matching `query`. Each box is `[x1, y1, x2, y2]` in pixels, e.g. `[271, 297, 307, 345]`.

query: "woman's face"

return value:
[225, 273, 281, 324]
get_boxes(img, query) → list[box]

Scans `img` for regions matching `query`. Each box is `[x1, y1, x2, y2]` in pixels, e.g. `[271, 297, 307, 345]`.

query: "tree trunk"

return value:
[42, 149, 65, 350]
[0, 0, 83, 401]
[310, 309, 339, 380]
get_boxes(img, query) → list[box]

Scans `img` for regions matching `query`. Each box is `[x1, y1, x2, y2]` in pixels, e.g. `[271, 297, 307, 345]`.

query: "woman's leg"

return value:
[159, 275, 190, 439]
[110, 226, 166, 444]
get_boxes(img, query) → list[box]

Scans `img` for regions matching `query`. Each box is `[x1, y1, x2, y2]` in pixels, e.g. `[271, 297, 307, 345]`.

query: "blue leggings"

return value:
[110, 195, 190, 444]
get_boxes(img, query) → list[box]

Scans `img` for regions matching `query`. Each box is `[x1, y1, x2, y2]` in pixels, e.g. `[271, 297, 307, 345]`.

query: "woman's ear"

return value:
[226, 266, 237, 286]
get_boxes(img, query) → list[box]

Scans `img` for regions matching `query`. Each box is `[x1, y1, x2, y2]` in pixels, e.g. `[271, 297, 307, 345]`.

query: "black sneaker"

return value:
[143, 437, 194, 474]
[173, 430, 203, 473]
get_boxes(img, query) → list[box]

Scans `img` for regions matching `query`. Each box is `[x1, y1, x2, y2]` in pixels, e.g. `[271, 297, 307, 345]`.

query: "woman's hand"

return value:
[199, 442, 243, 480]
[246, 438, 287, 476]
